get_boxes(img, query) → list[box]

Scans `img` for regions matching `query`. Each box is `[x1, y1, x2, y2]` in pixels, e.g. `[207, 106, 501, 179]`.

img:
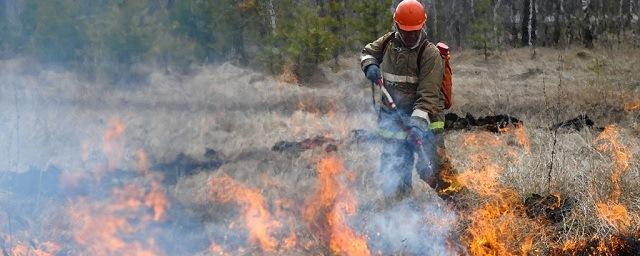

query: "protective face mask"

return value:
[395, 24, 424, 50]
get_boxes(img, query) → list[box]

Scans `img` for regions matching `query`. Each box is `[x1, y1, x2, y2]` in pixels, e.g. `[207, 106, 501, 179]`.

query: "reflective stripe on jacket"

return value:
[360, 32, 445, 122]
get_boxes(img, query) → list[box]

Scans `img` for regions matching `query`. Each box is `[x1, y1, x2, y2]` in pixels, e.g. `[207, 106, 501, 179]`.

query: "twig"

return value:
[548, 129, 559, 187]
[547, 55, 565, 191]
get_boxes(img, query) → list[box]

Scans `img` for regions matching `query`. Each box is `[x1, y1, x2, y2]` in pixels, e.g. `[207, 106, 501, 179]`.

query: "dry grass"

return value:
[0, 46, 638, 255]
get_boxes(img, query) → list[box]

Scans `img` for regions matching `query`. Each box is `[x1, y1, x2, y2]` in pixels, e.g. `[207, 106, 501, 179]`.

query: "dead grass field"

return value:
[0, 46, 639, 255]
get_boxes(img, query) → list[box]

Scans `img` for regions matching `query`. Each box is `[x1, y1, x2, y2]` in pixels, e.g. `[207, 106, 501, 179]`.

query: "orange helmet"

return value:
[394, 0, 427, 31]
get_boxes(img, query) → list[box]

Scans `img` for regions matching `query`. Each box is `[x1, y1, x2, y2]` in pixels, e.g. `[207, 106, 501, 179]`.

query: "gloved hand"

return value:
[407, 126, 425, 147]
[365, 64, 381, 83]
[407, 116, 433, 147]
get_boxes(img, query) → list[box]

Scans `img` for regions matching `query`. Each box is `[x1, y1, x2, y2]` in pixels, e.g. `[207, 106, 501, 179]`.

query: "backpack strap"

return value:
[378, 32, 396, 63]
[416, 40, 430, 72]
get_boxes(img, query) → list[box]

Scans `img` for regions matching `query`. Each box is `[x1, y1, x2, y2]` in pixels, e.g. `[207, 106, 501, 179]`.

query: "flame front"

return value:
[69, 183, 166, 256]
[449, 130, 548, 255]
[305, 156, 370, 256]
[594, 125, 635, 233]
[210, 175, 281, 252]
[624, 101, 640, 111]
[10, 241, 60, 256]
[595, 125, 631, 203]
[66, 119, 168, 256]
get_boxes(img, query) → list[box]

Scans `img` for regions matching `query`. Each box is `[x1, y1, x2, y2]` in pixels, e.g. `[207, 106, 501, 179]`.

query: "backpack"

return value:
[381, 34, 453, 110]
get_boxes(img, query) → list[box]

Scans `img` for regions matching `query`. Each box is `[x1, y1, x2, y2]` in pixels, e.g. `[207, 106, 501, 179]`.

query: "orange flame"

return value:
[68, 119, 166, 255]
[10, 241, 60, 256]
[462, 131, 503, 147]
[304, 156, 370, 256]
[466, 197, 525, 256]
[455, 131, 548, 255]
[455, 163, 502, 197]
[11, 243, 29, 256]
[513, 125, 531, 153]
[146, 180, 169, 221]
[595, 125, 631, 202]
[624, 101, 640, 111]
[136, 150, 169, 221]
[558, 236, 628, 255]
[69, 192, 163, 256]
[593, 125, 636, 234]
[520, 235, 534, 256]
[102, 117, 126, 170]
[560, 239, 582, 252]
[596, 203, 631, 232]
[210, 242, 227, 256]
[210, 175, 281, 252]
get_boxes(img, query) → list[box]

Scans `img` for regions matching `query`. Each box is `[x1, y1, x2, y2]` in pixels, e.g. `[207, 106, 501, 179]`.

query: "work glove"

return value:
[364, 64, 381, 83]
[407, 116, 434, 148]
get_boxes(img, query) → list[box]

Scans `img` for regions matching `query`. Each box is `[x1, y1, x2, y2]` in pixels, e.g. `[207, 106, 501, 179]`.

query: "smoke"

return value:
[364, 198, 456, 255]
[0, 57, 460, 255]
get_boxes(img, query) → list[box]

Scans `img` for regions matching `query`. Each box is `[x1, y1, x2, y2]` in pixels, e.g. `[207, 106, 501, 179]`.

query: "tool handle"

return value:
[376, 78, 396, 109]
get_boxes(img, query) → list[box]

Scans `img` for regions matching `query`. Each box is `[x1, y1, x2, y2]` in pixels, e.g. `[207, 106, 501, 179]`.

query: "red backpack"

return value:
[434, 42, 453, 110]
[381, 36, 454, 109]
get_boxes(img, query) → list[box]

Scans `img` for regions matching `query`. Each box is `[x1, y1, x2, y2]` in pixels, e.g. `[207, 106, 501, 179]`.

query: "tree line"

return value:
[1, 0, 638, 82]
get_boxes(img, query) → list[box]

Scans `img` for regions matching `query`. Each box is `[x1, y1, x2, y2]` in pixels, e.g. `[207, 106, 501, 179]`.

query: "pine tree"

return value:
[352, 0, 394, 45]
[81, 0, 163, 82]
[22, 0, 86, 64]
[468, 0, 500, 60]
[279, 3, 338, 82]
[326, 0, 346, 66]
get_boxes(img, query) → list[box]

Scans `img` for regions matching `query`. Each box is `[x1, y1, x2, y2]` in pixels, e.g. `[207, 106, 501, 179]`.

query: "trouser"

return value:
[377, 108, 454, 199]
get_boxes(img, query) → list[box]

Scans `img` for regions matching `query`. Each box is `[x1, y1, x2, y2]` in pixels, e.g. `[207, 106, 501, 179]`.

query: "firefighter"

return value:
[360, 0, 454, 199]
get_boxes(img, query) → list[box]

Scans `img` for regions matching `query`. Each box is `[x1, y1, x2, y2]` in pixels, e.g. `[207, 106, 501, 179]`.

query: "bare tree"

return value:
[582, 0, 594, 48]
[267, 0, 277, 34]
[493, 0, 503, 45]
[521, 0, 536, 47]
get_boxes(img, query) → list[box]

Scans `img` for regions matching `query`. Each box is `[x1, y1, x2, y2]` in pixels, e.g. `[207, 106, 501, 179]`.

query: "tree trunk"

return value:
[432, 0, 439, 40]
[267, 0, 277, 34]
[493, 0, 503, 46]
[506, 0, 520, 47]
[530, 0, 537, 57]
[552, 0, 563, 45]
[521, 0, 537, 47]
[449, 0, 460, 47]
[235, 8, 248, 65]
[635, 0, 640, 45]
[619, 0, 624, 43]
[582, 0, 594, 48]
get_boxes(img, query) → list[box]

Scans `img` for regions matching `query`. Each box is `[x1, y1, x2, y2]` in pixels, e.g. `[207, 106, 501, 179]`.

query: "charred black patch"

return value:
[524, 193, 576, 223]
[445, 113, 523, 132]
[153, 148, 223, 185]
[272, 135, 338, 155]
[272, 113, 529, 154]
[550, 114, 595, 132]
